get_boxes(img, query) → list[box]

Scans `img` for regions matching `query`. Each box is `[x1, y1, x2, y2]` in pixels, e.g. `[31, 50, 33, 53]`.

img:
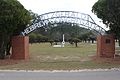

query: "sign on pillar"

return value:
[97, 34, 115, 58]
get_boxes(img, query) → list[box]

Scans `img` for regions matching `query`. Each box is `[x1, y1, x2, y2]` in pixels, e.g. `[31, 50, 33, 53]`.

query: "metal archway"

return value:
[21, 11, 106, 35]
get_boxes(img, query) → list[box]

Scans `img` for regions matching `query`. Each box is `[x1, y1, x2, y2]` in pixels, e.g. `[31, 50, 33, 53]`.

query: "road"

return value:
[0, 70, 120, 80]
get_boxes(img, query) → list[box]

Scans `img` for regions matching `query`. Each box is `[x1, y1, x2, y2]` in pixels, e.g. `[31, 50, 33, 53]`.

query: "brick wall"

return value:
[11, 36, 29, 60]
[97, 34, 115, 58]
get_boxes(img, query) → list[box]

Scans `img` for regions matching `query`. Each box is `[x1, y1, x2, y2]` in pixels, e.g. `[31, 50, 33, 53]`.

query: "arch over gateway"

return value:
[11, 11, 115, 60]
[21, 11, 106, 35]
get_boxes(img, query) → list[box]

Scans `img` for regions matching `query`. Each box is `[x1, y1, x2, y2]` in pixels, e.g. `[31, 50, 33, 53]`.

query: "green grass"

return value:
[29, 43, 96, 62]
[0, 42, 120, 70]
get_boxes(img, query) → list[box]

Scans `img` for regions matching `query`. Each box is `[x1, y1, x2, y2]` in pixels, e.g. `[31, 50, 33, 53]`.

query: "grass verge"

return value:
[0, 43, 120, 70]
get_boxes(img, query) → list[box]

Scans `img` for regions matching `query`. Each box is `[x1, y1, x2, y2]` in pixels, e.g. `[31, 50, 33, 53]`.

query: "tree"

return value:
[72, 38, 80, 47]
[0, 0, 31, 59]
[92, 0, 120, 45]
[47, 22, 84, 41]
[29, 33, 37, 44]
[49, 39, 54, 46]
[29, 10, 38, 19]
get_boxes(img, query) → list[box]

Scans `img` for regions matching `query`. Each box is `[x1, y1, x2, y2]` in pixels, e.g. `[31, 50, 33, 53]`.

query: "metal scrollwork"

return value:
[21, 11, 106, 36]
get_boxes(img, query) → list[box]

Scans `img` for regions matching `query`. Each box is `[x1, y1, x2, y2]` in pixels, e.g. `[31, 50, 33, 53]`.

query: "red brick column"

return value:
[97, 34, 115, 58]
[11, 36, 29, 60]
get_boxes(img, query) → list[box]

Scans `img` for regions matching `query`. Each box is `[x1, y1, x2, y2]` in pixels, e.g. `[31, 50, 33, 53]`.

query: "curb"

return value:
[0, 68, 120, 72]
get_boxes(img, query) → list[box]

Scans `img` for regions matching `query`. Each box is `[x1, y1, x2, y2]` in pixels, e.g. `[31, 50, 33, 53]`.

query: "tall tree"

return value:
[0, 0, 31, 59]
[92, 0, 120, 45]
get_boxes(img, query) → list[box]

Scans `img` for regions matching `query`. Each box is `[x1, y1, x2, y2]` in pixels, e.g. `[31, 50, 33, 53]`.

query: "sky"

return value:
[18, 0, 108, 30]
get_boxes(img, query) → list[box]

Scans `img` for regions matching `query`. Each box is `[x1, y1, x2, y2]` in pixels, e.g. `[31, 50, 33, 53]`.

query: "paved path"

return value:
[0, 70, 120, 80]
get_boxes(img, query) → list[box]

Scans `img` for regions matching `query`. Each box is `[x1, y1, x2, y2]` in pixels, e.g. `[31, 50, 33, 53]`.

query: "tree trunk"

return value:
[6, 36, 11, 55]
[6, 41, 11, 55]
[118, 38, 120, 47]
[50, 42, 53, 46]
[0, 33, 10, 59]
[75, 42, 78, 47]
[0, 40, 6, 59]
[92, 40, 94, 43]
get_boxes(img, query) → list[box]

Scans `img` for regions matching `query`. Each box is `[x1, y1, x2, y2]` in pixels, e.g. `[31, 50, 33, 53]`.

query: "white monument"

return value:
[53, 34, 65, 48]
[61, 34, 65, 47]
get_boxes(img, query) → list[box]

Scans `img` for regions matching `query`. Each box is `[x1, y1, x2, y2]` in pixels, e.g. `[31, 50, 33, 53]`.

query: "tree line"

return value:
[28, 22, 97, 47]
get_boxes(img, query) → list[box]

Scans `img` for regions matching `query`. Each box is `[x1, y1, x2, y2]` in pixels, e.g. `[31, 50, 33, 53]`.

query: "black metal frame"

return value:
[21, 11, 106, 35]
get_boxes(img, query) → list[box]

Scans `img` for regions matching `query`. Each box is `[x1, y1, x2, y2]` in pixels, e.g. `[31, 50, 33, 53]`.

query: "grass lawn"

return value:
[0, 42, 120, 70]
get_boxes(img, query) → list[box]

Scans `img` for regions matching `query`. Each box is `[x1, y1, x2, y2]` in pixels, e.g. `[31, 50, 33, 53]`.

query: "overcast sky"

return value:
[18, 0, 108, 30]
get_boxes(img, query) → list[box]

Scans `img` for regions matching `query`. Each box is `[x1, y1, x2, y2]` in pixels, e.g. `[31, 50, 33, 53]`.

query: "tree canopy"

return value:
[92, 0, 120, 37]
[0, 0, 31, 59]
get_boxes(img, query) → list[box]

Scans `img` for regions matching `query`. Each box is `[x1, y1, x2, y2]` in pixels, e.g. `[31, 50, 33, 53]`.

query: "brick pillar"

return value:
[11, 36, 29, 60]
[97, 34, 115, 58]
